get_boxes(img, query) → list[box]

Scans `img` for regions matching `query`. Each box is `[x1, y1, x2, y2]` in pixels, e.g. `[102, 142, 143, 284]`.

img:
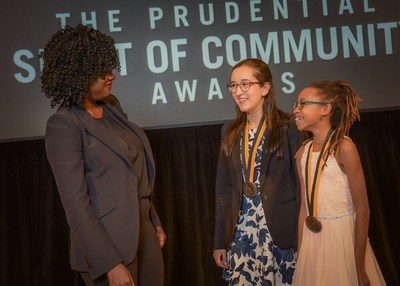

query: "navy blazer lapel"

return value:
[260, 128, 272, 189]
[232, 130, 243, 188]
[71, 105, 134, 169]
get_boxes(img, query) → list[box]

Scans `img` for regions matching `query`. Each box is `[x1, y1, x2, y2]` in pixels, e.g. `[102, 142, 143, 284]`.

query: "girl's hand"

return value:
[213, 249, 228, 268]
[357, 268, 370, 286]
[156, 226, 166, 248]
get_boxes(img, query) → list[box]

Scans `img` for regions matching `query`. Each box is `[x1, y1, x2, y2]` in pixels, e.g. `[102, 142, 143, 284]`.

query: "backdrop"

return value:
[2, 0, 400, 140]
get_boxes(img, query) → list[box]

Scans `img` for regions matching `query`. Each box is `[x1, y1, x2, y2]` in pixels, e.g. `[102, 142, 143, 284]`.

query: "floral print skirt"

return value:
[222, 195, 296, 286]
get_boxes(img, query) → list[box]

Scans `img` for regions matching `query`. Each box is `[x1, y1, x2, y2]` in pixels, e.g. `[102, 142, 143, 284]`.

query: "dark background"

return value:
[1, 109, 399, 285]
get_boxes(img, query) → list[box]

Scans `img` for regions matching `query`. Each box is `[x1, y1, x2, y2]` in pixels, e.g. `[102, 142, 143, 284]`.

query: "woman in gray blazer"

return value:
[41, 24, 165, 286]
[213, 59, 304, 285]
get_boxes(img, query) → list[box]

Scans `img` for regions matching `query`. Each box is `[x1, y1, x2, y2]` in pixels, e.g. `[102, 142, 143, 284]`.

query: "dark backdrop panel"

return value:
[350, 109, 400, 285]
[0, 140, 82, 285]
[146, 124, 224, 286]
[0, 109, 399, 285]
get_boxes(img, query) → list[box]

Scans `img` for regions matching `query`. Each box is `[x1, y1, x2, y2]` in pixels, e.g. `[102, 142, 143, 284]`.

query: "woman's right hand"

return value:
[107, 263, 135, 286]
[213, 249, 228, 269]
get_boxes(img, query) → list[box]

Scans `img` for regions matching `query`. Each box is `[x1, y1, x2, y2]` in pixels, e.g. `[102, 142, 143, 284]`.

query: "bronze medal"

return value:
[241, 117, 267, 201]
[305, 215, 322, 233]
[304, 129, 334, 235]
[243, 182, 257, 198]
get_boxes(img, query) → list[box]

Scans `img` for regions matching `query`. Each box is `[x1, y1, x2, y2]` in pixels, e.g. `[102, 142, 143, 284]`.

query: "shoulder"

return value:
[45, 107, 83, 153]
[47, 106, 77, 126]
[221, 119, 235, 130]
[46, 105, 82, 140]
[339, 137, 357, 154]
[331, 137, 364, 178]
[294, 144, 305, 161]
[221, 119, 235, 137]
[336, 137, 360, 167]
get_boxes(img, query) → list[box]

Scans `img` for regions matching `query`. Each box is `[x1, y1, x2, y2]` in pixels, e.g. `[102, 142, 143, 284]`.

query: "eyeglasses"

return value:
[293, 100, 328, 110]
[226, 81, 261, 93]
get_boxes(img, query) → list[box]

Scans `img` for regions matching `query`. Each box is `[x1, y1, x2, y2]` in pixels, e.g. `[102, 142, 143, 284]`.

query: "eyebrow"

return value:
[230, 79, 252, 83]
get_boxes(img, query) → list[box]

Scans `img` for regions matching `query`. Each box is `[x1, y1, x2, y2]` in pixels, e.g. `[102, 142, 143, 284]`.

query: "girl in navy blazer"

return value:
[41, 24, 165, 286]
[213, 59, 304, 285]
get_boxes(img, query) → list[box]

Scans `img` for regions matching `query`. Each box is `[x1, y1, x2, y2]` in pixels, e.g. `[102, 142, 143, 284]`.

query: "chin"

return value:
[295, 122, 305, 131]
[237, 105, 249, 113]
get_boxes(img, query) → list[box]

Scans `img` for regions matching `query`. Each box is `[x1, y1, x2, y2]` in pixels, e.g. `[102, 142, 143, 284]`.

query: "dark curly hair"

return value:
[40, 24, 120, 109]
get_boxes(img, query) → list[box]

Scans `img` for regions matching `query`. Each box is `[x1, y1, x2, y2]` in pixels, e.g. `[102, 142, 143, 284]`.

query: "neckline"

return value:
[88, 106, 105, 120]
[308, 141, 321, 153]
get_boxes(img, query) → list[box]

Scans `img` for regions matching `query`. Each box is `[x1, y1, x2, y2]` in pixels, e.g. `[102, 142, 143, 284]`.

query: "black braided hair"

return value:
[306, 79, 362, 156]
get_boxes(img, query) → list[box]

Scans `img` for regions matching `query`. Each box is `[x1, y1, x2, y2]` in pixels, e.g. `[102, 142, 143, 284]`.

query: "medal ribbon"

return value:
[305, 129, 334, 217]
[241, 116, 267, 183]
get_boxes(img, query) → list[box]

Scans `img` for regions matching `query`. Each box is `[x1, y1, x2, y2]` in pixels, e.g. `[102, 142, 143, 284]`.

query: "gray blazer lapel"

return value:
[71, 105, 134, 168]
[103, 103, 156, 186]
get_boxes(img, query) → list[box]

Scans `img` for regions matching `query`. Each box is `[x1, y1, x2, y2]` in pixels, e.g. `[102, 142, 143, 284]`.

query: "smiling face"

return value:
[229, 65, 270, 118]
[86, 72, 115, 104]
[294, 87, 332, 132]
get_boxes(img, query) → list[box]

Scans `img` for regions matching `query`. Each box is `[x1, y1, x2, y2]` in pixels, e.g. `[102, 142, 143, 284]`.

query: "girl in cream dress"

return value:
[293, 80, 386, 286]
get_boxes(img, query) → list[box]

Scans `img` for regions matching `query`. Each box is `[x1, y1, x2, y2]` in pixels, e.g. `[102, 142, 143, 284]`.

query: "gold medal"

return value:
[305, 215, 322, 233]
[243, 182, 257, 198]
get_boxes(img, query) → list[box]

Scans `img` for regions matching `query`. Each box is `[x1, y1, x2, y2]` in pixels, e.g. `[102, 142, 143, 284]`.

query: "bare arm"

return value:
[295, 145, 307, 254]
[338, 139, 370, 286]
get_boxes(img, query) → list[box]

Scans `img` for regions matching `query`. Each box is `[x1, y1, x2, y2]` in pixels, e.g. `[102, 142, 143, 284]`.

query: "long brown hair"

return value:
[221, 58, 291, 159]
[307, 80, 361, 156]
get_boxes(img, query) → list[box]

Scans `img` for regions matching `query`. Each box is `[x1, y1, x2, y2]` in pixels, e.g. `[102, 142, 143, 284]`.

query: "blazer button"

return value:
[262, 195, 268, 200]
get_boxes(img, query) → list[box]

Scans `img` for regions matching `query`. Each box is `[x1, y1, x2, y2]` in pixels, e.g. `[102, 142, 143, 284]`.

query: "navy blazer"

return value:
[214, 119, 303, 250]
[45, 95, 160, 279]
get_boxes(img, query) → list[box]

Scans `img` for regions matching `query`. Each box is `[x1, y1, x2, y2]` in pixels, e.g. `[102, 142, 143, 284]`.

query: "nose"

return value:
[106, 73, 115, 81]
[234, 86, 244, 95]
[233, 90, 243, 97]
